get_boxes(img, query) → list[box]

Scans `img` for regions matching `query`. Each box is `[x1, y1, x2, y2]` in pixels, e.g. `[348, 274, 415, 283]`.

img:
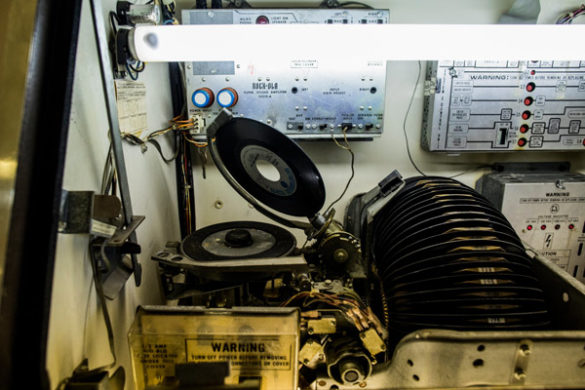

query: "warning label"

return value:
[186, 336, 293, 371]
[520, 197, 585, 204]
[135, 343, 179, 370]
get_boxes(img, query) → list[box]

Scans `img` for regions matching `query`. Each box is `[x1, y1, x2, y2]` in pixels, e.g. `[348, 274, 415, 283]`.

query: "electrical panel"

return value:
[181, 9, 390, 140]
[477, 171, 585, 283]
[422, 60, 585, 152]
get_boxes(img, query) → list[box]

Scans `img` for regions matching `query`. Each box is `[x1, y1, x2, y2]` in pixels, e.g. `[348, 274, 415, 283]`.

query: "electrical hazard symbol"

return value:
[543, 233, 554, 250]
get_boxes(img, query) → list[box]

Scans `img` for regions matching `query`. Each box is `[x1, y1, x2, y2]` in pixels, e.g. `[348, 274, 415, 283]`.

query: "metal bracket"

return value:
[174, 362, 261, 389]
[90, 0, 143, 287]
[58, 190, 123, 237]
[59, 190, 145, 299]
[65, 359, 125, 390]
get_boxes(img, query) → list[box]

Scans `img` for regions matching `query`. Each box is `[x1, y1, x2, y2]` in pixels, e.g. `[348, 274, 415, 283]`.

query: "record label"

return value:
[202, 228, 277, 257]
[240, 145, 297, 197]
[182, 221, 296, 261]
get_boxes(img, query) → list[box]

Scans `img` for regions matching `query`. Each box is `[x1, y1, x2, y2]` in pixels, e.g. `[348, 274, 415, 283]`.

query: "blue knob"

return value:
[217, 88, 238, 108]
[192, 88, 214, 108]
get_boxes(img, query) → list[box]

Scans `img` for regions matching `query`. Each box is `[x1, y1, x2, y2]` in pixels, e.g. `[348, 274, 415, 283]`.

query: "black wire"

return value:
[125, 63, 139, 80]
[109, 11, 119, 35]
[148, 139, 180, 163]
[319, 0, 373, 8]
[402, 60, 426, 176]
[324, 142, 355, 214]
[121, 133, 179, 163]
[128, 61, 145, 73]
[90, 240, 117, 366]
[222, 0, 252, 8]
[338, 1, 373, 8]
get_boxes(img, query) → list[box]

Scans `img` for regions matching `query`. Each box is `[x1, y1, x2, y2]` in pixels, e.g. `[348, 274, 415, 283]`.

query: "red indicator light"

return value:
[527, 225, 533, 231]
[540, 224, 546, 230]
[519, 124, 529, 134]
[524, 97, 533, 106]
[521, 111, 531, 120]
[555, 224, 561, 230]
[530, 70, 536, 75]
[526, 82, 535, 92]
[518, 138, 527, 147]
[256, 15, 269, 24]
[569, 224, 575, 230]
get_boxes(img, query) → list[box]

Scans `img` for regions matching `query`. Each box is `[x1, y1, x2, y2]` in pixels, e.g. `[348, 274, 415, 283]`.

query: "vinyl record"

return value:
[386, 229, 523, 262]
[390, 285, 545, 303]
[387, 273, 540, 293]
[182, 221, 296, 261]
[385, 250, 535, 281]
[381, 239, 527, 279]
[214, 117, 325, 217]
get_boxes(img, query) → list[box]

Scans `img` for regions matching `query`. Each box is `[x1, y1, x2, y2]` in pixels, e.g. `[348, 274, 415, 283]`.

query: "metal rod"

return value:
[89, 0, 141, 286]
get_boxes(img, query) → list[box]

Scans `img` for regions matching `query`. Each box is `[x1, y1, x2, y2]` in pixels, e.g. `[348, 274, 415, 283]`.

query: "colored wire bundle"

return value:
[282, 291, 384, 334]
[556, 4, 585, 24]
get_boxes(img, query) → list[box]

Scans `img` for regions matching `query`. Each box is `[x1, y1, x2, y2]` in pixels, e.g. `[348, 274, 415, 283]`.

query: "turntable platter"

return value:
[181, 221, 296, 261]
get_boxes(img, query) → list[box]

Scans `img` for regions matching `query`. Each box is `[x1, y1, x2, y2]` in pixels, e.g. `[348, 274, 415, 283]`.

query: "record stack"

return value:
[372, 177, 550, 342]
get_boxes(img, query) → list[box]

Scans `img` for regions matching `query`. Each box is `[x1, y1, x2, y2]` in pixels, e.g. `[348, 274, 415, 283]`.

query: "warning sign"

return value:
[186, 336, 292, 370]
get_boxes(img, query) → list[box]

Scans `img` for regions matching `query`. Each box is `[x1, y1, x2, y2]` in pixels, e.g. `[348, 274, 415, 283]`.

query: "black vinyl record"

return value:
[390, 285, 545, 303]
[385, 250, 535, 281]
[182, 221, 296, 261]
[214, 117, 325, 217]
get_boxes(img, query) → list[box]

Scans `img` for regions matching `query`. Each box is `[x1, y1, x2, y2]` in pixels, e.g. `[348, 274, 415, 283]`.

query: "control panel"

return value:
[181, 9, 390, 140]
[422, 60, 585, 151]
[477, 172, 585, 283]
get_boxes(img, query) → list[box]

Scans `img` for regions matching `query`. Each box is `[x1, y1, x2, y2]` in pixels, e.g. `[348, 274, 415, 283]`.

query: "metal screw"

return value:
[214, 200, 224, 209]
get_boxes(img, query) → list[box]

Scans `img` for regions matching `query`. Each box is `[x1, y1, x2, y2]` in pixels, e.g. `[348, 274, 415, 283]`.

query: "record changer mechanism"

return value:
[131, 109, 585, 390]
